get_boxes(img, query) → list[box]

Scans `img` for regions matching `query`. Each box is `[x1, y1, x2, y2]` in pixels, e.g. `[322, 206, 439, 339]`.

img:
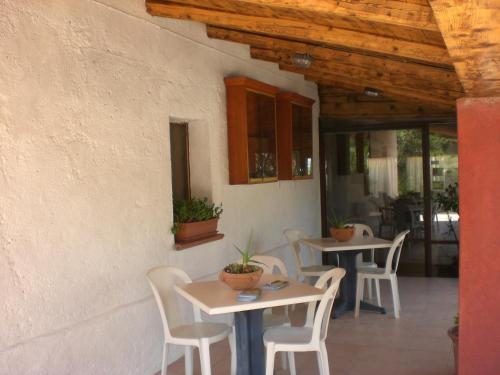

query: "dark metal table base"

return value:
[234, 309, 265, 375]
[327, 251, 386, 318]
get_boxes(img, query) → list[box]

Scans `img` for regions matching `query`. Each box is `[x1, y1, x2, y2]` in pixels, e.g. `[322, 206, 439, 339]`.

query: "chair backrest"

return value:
[284, 228, 314, 274]
[307, 268, 346, 343]
[384, 230, 410, 274]
[347, 223, 375, 263]
[304, 268, 344, 328]
[349, 223, 374, 239]
[252, 255, 288, 277]
[147, 266, 201, 341]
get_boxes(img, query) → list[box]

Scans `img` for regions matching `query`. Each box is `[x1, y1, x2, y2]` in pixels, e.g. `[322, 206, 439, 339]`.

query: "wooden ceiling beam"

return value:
[207, 27, 457, 78]
[319, 85, 455, 119]
[146, 0, 453, 66]
[248, 49, 460, 106]
[429, 0, 500, 96]
[320, 97, 455, 119]
[314, 75, 456, 108]
[164, 0, 440, 32]
[293, 68, 455, 110]
[249, 47, 462, 96]
[312, 77, 455, 109]
[297, 72, 455, 109]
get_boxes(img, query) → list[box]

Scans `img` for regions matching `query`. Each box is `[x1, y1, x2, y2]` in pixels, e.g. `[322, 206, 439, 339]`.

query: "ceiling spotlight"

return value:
[292, 53, 314, 69]
[363, 87, 382, 97]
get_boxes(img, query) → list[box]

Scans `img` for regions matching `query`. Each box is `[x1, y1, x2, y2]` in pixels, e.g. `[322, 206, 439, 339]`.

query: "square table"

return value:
[301, 236, 393, 318]
[175, 274, 323, 375]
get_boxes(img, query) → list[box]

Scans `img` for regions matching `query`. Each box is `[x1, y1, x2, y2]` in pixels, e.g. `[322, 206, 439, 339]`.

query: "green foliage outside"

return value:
[397, 129, 456, 157]
[436, 183, 459, 213]
[396, 130, 457, 195]
[436, 182, 459, 244]
[171, 197, 223, 234]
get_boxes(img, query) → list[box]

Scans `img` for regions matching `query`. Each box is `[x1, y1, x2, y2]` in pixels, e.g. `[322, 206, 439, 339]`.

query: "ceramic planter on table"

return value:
[220, 267, 263, 290]
[330, 226, 355, 242]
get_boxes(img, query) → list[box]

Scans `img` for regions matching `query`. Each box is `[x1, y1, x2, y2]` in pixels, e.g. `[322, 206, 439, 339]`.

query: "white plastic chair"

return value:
[252, 255, 291, 370]
[147, 266, 236, 375]
[354, 230, 410, 319]
[252, 255, 291, 329]
[263, 268, 346, 375]
[284, 229, 336, 283]
[347, 223, 378, 300]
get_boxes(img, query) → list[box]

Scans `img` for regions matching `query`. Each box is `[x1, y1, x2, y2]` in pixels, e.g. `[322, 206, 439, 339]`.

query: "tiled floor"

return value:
[165, 277, 457, 375]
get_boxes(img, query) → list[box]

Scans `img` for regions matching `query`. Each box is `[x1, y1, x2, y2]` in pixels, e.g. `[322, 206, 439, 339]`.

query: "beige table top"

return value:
[175, 275, 323, 315]
[301, 237, 392, 252]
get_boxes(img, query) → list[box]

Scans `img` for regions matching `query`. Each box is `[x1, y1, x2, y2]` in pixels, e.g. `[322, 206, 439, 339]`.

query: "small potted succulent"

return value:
[171, 197, 223, 243]
[329, 213, 354, 242]
[220, 235, 264, 290]
[448, 315, 459, 374]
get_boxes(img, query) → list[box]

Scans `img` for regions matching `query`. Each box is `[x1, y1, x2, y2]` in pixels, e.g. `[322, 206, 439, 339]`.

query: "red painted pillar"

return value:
[458, 97, 500, 375]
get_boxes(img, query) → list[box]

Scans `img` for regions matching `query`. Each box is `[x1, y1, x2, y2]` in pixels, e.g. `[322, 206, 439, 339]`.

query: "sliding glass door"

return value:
[321, 123, 458, 277]
[429, 125, 459, 276]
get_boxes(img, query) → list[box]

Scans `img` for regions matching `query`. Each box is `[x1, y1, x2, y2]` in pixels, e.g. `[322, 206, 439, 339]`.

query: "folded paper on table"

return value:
[237, 288, 261, 302]
[262, 280, 289, 291]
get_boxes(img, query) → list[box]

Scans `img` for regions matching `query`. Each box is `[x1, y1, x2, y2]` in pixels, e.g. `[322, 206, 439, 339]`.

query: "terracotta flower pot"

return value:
[174, 218, 219, 243]
[448, 326, 458, 374]
[219, 267, 263, 290]
[330, 226, 355, 242]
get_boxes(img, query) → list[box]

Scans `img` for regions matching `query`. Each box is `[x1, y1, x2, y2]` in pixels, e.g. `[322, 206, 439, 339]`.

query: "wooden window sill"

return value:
[174, 233, 224, 250]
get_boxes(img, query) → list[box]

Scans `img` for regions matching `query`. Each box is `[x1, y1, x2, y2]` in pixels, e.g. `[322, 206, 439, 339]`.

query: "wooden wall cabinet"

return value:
[277, 92, 315, 180]
[225, 76, 279, 184]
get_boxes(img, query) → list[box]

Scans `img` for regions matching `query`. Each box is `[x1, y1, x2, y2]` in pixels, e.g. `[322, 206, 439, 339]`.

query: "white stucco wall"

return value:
[0, 1, 320, 374]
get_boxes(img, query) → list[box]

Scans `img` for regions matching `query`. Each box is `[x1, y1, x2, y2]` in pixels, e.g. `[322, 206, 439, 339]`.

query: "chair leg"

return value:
[229, 329, 236, 375]
[354, 274, 364, 318]
[287, 352, 296, 375]
[395, 276, 402, 312]
[374, 279, 381, 307]
[390, 277, 400, 319]
[366, 278, 373, 300]
[199, 339, 212, 375]
[320, 342, 330, 375]
[185, 346, 193, 375]
[280, 351, 287, 370]
[265, 345, 275, 375]
[161, 343, 168, 375]
[316, 350, 324, 375]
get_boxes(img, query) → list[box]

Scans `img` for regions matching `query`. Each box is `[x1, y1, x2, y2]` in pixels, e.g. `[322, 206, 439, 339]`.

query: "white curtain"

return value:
[368, 157, 398, 198]
[406, 156, 423, 193]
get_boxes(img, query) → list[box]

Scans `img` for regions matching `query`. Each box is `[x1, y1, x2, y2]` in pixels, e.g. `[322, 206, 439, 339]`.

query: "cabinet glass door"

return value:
[246, 90, 277, 182]
[292, 104, 313, 178]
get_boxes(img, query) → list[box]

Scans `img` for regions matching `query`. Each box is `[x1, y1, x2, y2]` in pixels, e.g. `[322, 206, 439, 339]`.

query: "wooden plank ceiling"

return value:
[144, 0, 488, 119]
[429, 0, 500, 98]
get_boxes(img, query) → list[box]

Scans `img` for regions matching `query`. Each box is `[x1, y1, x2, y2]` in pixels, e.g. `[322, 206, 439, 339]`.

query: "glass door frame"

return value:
[319, 118, 457, 277]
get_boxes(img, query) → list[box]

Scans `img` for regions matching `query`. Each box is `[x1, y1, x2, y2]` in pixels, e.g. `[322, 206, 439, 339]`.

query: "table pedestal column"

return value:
[328, 251, 386, 318]
[234, 309, 264, 375]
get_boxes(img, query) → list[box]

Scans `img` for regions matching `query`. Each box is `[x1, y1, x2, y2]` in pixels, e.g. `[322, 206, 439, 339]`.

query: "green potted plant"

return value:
[328, 213, 354, 242]
[171, 197, 223, 243]
[220, 235, 264, 290]
[436, 183, 459, 277]
[448, 315, 459, 374]
[436, 183, 459, 244]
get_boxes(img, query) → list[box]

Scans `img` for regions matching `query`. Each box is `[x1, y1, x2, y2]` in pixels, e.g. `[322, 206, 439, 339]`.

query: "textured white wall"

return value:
[0, 0, 320, 374]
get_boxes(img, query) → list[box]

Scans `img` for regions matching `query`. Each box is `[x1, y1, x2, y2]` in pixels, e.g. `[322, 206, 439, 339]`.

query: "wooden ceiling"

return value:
[146, 0, 499, 119]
